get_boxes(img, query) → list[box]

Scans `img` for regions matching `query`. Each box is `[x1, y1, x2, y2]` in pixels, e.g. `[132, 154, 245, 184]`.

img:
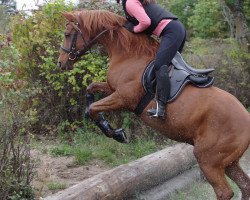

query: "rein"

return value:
[61, 21, 108, 61]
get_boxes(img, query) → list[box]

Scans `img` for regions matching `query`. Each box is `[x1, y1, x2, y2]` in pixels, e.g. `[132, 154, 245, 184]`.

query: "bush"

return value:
[0, 43, 35, 199]
[11, 0, 108, 133]
[165, 0, 198, 29]
[188, 0, 228, 38]
[0, 5, 10, 33]
[0, 98, 34, 199]
[183, 38, 250, 107]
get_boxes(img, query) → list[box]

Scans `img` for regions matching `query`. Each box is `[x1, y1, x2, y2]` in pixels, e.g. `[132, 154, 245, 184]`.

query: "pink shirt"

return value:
[125, 0, 172, 37]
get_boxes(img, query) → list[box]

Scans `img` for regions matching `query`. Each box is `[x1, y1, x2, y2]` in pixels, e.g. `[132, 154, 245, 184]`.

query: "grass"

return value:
[168, 178, 240, 200]
[33, 106, 250, 168]
[47, 182, 67, 191]
[50, 144, 74, 157]
[44, 127, 172, 167]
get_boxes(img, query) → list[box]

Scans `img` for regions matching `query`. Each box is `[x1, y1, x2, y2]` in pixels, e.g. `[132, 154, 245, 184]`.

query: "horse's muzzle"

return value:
[57, 61, 73, 70]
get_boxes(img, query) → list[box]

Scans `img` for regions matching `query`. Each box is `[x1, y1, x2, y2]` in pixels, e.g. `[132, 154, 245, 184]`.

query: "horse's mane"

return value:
[77, 10, 159, 58]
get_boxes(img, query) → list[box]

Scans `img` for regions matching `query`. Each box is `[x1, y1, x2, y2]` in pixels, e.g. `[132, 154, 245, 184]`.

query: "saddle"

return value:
[134, 52, 215, 115]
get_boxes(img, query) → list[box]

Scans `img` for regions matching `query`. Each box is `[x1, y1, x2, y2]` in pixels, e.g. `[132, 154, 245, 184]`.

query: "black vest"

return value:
[122, 0, 178, 35]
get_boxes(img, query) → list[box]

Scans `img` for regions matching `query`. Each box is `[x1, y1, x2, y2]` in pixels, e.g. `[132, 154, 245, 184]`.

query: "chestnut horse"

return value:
[57, 10, 250, 200]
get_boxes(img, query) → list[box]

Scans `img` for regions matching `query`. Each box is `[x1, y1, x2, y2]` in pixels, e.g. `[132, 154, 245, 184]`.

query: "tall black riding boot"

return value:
[147, 65, 170, 119]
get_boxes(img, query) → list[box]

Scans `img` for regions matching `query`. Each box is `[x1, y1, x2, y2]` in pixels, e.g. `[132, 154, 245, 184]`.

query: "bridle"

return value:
[60, 21, 108, 61]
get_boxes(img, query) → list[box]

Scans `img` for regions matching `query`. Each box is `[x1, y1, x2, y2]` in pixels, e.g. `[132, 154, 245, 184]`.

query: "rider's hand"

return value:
[123, 22, 135, 33]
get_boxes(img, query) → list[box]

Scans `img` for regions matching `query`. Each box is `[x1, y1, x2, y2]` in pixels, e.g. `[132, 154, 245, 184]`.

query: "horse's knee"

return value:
[88, 104, 103, 119]
[88, 104, 98, 119]
[86, 84, 94, 93]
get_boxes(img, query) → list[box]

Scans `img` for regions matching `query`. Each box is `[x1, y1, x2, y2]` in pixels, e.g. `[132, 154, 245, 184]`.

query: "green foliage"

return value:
[10, 0, 109, 131]
[243, 0, 250, 24]
[188, 0, 228, 38]
[49, 144, 74, 156]
[74, 148, 93, 165]
[12, 0, 73, 78]
[47, 182, 67, 191]
[78, 0, 123, 15]
[184, 38, 250, 107]
[166, 0, 198, 29]
[0, 79, 35, 199]
[0, 5, 10, 33]
[48, 127, 171, 167]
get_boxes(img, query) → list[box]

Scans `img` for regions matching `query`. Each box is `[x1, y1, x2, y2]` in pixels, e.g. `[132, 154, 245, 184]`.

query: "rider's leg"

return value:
[147, 65, 170, 118]
[147, 20, 186, 119]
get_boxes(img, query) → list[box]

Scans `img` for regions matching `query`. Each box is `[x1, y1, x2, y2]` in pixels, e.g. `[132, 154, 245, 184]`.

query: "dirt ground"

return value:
[31, 149, 111, 199]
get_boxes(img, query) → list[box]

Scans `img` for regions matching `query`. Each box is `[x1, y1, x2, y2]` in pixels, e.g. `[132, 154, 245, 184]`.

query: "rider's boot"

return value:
[147, 65, 170, 119]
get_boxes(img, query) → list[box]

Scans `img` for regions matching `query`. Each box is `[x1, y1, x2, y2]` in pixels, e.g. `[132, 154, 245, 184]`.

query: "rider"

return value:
[117, 0, 186, 119]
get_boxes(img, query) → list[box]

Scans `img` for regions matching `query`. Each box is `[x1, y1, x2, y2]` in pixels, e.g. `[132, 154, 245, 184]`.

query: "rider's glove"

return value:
[123, 22, 135, 33]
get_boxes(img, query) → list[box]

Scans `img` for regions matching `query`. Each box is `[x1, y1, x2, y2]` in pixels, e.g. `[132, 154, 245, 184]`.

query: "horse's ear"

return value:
[62, 12, 75, 22]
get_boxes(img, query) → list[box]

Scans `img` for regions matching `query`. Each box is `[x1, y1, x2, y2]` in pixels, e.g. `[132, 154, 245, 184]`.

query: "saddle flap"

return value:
[142, 59, 214, 101]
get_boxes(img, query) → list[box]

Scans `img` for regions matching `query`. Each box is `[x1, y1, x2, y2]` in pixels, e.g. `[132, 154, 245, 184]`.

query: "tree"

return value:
[220, 0, 250, 52]
[0, 0, 16, 33]
[0, 6, 10, 33]
[164, 0, 198, 29]
[0, 0, 16, 12]
[188, 0, 227, 38]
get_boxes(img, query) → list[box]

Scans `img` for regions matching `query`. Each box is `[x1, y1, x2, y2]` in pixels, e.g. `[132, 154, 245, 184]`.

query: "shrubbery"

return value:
[11, 0, 109, 134]
[183, 38, 250, 107]
[0, 41, 34, 199]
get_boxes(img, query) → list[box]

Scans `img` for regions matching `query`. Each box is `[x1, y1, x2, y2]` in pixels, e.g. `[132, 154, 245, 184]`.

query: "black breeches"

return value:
[154, 19, 186, 104]
[154, 20, 186, 72]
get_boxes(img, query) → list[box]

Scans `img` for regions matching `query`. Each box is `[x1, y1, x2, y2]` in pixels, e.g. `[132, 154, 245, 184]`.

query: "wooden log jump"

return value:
[44, 143, 197, 200]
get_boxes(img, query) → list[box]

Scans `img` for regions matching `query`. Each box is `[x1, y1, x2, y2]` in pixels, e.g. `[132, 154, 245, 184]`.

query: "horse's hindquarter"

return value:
[141, 85, 250, 147]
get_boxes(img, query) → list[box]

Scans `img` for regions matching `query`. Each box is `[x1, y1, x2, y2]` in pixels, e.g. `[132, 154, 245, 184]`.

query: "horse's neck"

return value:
[98, 29, 154, 78]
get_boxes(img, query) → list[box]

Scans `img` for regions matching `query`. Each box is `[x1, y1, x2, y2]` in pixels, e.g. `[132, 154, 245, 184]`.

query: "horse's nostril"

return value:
[57, 62, 61, 69]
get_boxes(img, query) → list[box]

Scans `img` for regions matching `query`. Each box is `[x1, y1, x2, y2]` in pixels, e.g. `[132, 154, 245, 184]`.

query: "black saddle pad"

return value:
[134, 53, 214, 115]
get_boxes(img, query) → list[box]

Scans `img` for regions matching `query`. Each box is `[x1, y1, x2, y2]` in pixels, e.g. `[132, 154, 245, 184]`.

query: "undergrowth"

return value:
[33, 124, 173, 167]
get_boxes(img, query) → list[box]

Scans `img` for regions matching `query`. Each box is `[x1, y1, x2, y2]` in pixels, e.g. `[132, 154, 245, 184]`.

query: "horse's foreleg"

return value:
[88, 92, 129, 143]
[86, 82, 113, 95]
[85, 82, 113, 118]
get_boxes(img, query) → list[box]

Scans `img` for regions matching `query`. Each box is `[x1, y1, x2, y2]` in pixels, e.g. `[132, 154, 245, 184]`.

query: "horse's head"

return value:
[57, 12, 88, 70]
[57, 10, 158, 70]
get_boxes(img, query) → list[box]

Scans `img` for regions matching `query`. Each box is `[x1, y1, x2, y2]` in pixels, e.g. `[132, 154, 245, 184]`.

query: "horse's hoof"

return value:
[112, 128, 129, 144]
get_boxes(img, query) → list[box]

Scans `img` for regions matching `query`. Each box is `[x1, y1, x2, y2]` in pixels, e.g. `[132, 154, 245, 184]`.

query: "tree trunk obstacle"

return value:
[44, 143, 198, 200]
